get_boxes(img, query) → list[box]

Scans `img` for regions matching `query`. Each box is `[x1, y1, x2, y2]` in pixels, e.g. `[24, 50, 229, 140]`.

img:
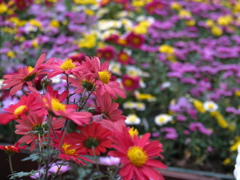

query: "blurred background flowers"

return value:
[1, 0, 240, 176]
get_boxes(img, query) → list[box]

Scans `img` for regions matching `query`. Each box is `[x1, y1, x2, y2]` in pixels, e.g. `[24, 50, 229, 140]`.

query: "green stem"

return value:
[44, 115, 53, 180]
[92, 147, 101, 180]
[9, 155, 16, 180]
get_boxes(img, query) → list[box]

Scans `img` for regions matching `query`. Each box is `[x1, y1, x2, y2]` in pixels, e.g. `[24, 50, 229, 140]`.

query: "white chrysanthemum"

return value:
[203, 101, 218, 112]
[117, 11, 134, 18]
[51, 75, 62, 84]
[97, 20, 122, 31]
[234, 145, 240, 180]
[0, 79, 4, 89]
[161, 81, 171, 89]
[109, 62, 122, 75]
[126, 66, 142, 77]
[96, 8, 109, 18]
[154, 114, 173, 126]
[123, 102, 135, 109]
[125, 114, 141, 125]
[24, 24, 38, 33]
[135, 102, 146, 111]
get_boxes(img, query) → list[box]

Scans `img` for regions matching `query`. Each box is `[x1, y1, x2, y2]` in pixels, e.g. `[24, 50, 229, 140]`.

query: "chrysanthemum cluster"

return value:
[0, 54, 166, 180]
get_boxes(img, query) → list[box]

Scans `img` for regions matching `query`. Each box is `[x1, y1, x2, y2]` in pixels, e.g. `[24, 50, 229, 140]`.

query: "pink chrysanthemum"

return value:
[2, 54, 47, 95]
[84, 56, 126, 100]
[94, 93, 126, 122]
[45, 58, 79, 78]
[68, 72, 96, 93]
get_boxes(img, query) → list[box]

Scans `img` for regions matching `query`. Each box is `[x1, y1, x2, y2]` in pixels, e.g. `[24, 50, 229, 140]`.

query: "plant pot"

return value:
[158, 166, 235, 180]
[0, 150, 38, 180]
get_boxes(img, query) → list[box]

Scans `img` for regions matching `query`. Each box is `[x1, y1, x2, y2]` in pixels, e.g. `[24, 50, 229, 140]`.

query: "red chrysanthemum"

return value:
[94, 93, 126, 122]
[15, 0, 33, 10]
[97, 46, 115, 61]
[52, 133, 92, 165]
[69, 52, 86, 63]
[15, 113, 65, 151]
[41, 93, 92, 126]
[125, 32, 145, 49]
[104, 34, 120, 44]
[145, 0, 165, 15]
[108, 127, 166, 180]
[75, 122, 114, 156]
[2, 54, 47, 95]
[117, 51, 132, 65]
[0, 142, 26, 155]
[113, 0, 128, 4]
[0, 94, 37, 125]
[122, 75, 140, 91]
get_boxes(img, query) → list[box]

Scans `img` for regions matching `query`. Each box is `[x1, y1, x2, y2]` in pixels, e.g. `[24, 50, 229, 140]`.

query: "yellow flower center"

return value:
[14, 105, 27, 116]
[28, 66, 34, 73]
[60, 59, 76, 71]
[119, 53, 128, 61]
[157, 117, 165, 123]
[127, 146, 147, 167]
[98, 70, 111, 84]
[62, 143, 76, 155]
[128, 127, 139, 138]
[207, 104, 214, 109]
[133, 37, 140, 44]
[51, 99, 66, 111]
[124, 79, 133, 87]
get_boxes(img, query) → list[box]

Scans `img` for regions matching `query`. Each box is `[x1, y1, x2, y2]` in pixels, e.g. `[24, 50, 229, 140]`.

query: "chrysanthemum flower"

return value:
[145, 1, 165, 15]
[125, 114, 141, 125]
[42, 93, 92, 126]
[15, 113, 65, 151]
[154, 114, 173, 126]
[75, 122, 114, 156]
[117, 51, 132, 65]
[125, 32, 145, 49]
[15, 0, 33, 10]
[52, 133, 92, 165]
[2, 54, 47, 95]
[69, 52, 86, 63]
[68, 72, 96, 93]
[84, 56, 126, 100]
[203, 100, 218, 112]
[0, 142, 26, 155]
[94, 93, 126, 122]
[108, 128, 166, 180]
[97, 46, 115, 61]
[45, 58, 79, 78]
[28, 85, 69, 117]
[122, 75, 140, 91]
[0, 94, 37, 125]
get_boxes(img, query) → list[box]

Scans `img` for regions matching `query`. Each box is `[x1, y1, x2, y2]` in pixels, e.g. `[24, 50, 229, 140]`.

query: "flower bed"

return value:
[0, 0, 240, 178]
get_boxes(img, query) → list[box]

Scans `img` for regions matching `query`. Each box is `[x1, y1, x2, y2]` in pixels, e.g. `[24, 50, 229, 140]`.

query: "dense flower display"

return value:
[0, 54, 166, 179]
[0, 0, 240, 178]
